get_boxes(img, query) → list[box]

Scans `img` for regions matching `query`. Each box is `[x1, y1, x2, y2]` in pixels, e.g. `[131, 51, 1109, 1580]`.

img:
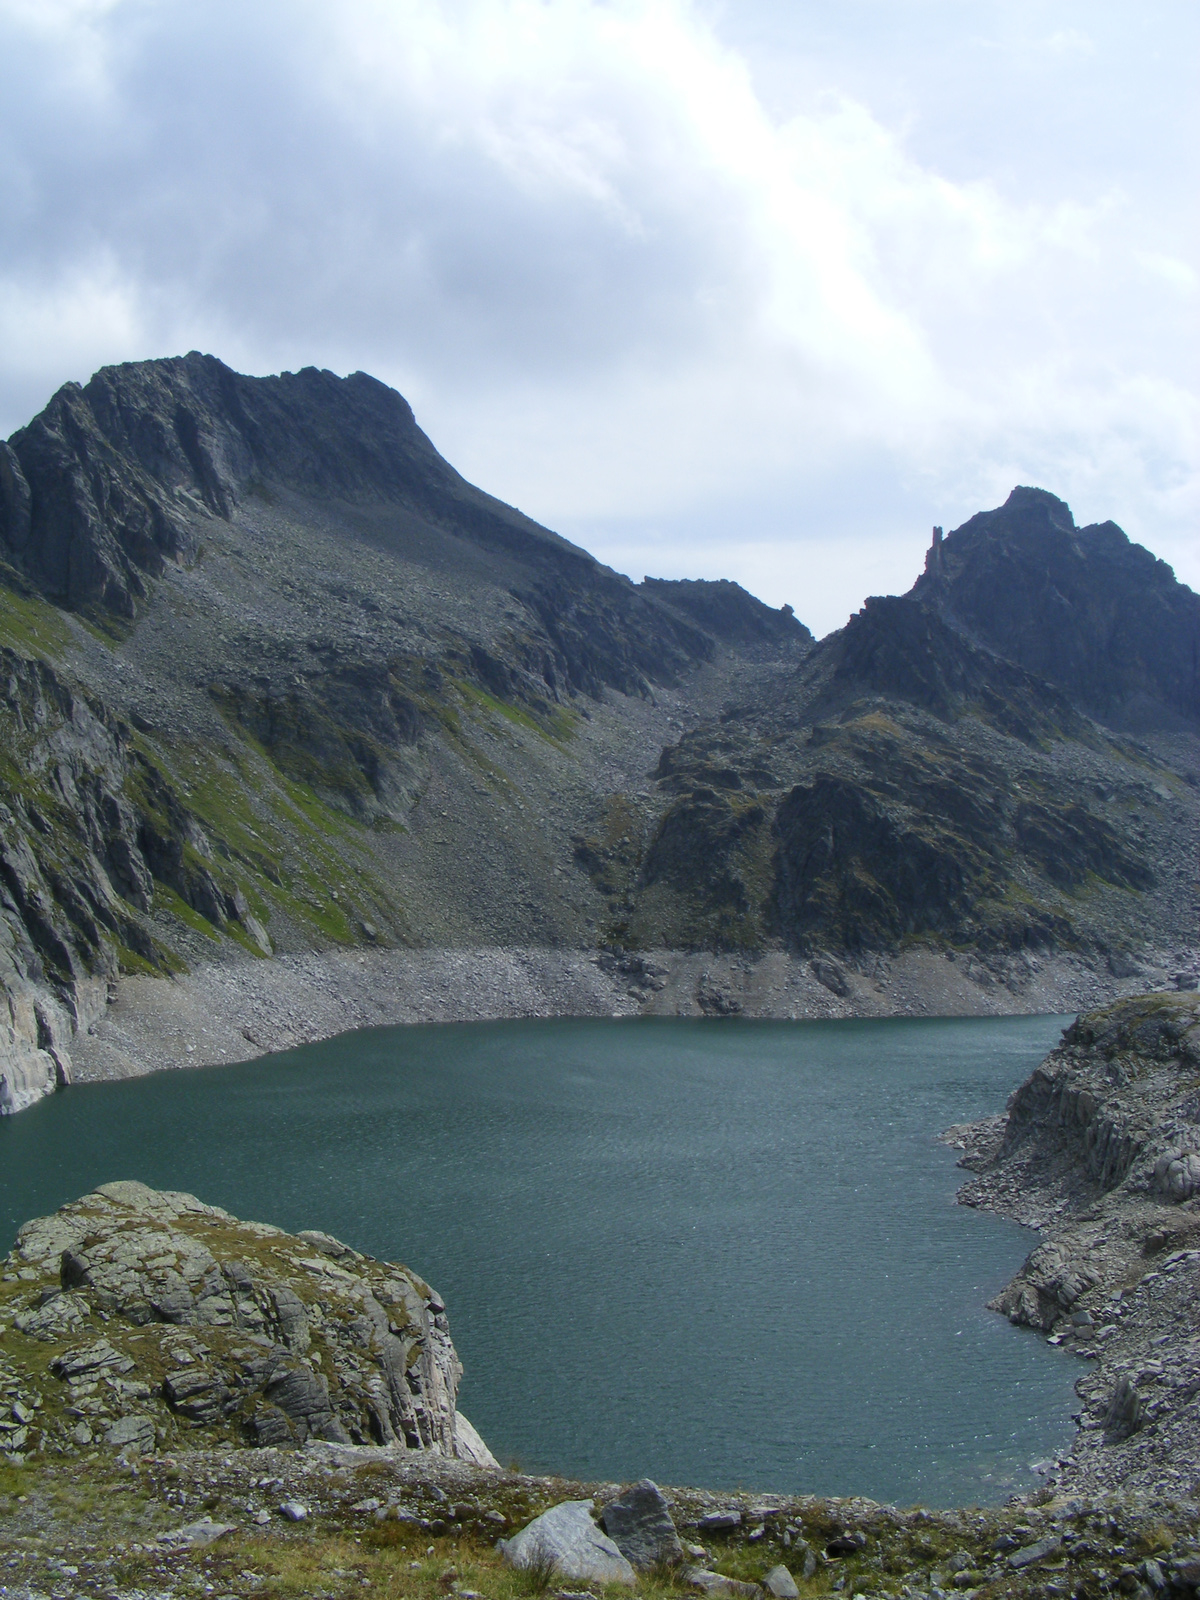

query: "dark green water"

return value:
[0, 1013, 1079, 1506]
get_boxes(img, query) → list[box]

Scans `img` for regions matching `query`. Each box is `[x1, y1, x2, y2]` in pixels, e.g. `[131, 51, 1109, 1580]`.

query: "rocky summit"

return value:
[0, 355, 1197, 1113]
[0, 1180, 495, 1466]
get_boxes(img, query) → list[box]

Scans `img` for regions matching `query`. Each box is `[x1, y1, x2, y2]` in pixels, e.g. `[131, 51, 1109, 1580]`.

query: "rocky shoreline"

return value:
[945, 993, 1200, 1504]
[54, 941, 1198, 1094]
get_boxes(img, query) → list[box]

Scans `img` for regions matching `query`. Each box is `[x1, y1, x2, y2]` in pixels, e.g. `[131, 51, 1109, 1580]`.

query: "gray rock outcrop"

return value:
[951, 992, 1200, 1496]
[0, 1180, 496, 1465]
[683, 1570, 762, 1597]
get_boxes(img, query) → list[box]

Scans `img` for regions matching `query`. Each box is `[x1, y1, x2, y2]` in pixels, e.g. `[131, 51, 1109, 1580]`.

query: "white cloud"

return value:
[1042, 28, 1097, 57]
[0, 0, 1195, 635]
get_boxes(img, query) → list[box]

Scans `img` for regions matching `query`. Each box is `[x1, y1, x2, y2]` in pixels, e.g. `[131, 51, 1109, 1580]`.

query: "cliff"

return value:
[914, 487, 1200, 731]
[950, 994, 1200, 1499]
[0, 1181, 495, 1466]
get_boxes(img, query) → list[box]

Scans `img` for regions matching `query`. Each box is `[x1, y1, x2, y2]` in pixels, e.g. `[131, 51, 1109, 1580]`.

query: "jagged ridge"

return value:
[0, 355, 1196, 1115]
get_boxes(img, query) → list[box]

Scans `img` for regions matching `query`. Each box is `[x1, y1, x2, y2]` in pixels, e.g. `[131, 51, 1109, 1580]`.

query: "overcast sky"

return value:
[1, 0, 1195, 636]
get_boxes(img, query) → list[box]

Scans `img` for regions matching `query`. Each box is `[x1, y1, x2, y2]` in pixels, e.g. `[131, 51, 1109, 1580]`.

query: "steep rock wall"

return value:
[0, 1181, 496, 1466]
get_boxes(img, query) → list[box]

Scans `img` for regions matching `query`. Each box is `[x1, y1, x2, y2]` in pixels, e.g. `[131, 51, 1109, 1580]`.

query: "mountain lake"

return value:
[0, 1012, 1081, 1506]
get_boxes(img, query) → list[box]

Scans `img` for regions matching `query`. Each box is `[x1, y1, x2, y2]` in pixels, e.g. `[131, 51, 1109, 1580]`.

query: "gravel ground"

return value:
[1, 1439, 1198, 1599]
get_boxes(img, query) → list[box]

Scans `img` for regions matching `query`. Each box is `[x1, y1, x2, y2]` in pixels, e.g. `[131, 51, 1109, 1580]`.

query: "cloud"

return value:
[0, 0, 1195, 634]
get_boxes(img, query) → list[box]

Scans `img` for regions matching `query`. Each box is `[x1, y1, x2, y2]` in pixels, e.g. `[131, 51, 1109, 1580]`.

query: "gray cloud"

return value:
[0, 0, 1195, 634]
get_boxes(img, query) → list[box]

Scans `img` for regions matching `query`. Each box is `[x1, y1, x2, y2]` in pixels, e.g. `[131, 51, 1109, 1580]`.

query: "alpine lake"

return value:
[0, 1012, 1081, 1508]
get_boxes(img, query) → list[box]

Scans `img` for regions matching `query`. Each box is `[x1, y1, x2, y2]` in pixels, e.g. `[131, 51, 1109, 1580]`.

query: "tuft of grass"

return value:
[514, 1549, 558, 1595]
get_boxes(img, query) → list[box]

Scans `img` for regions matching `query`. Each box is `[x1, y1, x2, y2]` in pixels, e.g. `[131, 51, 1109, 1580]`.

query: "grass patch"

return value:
[138, 731, 402, 948]
[152, 881, 222, 943]
[115, 940, 183, 977]
[0, 582, 72, 659]
[454, 680, 579, 749]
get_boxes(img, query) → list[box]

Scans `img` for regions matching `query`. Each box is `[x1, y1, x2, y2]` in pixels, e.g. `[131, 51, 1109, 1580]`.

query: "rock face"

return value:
[0, 1181, 496, 1465]
[914, 486, 1200, 730]
[0, 643, 268, 1076]
[950, 994, 1200, 1496]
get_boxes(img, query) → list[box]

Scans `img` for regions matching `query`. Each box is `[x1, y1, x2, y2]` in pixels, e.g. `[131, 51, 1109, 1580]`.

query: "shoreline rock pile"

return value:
[950, 993, 1200, 1499]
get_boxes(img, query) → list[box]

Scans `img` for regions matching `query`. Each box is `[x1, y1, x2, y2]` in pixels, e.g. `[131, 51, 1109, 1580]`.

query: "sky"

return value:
[0, 0, 1196, 636]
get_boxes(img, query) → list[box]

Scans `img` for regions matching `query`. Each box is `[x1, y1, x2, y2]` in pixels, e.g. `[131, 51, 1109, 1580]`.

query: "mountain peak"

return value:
[0, 354, 588, 616]
[913, 488, 1200, 729]
[1000, 485, 1076, 529]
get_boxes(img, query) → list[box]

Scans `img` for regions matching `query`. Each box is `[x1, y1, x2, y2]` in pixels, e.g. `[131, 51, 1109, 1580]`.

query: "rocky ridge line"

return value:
[1, 358, 1198, 1120]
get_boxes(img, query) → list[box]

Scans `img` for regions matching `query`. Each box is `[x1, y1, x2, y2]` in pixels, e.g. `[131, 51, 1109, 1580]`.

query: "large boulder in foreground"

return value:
[0, 1181, 496, 1465]
[502, 1500, 636, 1585]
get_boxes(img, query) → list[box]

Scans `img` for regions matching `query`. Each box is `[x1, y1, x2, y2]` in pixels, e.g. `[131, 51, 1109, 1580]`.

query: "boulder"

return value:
[1007, 1534, 1062, 1570]
[684, 1569, 762, 1597]
[762, 1566, 799, 1599]
[1104, 1377, 1145, 1441]
[502, 1501, 636, 1586]
[1154, 1151, 1200, 1201]
[104, 1414, 155, 1453]
[699, 1511, 742, 1532]
[155, 1520, 235, 1550]
[602, 1478, 685, 1569]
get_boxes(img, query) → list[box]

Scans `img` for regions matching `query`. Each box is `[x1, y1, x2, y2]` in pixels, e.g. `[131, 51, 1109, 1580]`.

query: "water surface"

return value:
[0, 1013, 1078, 1505]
